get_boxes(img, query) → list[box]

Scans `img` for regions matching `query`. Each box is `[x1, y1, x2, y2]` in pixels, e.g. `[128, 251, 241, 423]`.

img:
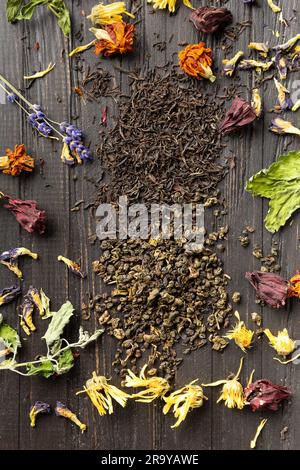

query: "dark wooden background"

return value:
[0, 0, 300, 451]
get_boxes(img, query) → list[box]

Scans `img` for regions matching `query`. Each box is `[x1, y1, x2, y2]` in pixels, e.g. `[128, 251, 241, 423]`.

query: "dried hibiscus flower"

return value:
[0, 144, 34, 176]
[1, 194, 46, 235]
[94, 21, 135, 57]
[178, 42, 216, 82]
[245, 376, 291, 412]
[189, 7, 232, 34]
[219, 96, 257, 135]
[245, 271, 288, 308]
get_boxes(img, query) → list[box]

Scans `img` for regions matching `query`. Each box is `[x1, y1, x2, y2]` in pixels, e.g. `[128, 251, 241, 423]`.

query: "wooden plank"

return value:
[1, 0, 300, 450]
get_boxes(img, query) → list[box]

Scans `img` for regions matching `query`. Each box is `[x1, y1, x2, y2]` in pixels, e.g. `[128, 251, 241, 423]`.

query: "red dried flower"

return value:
[219, 96, 257, 135]
[2, 195, 46, 235]
[245, 271, 289, 308]
[245, 379, 291, 412]
[190, 7, 233, 34]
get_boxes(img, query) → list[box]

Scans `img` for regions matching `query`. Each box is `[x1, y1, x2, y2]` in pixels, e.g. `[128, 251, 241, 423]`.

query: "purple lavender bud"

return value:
[66, 125, 76, 136]
[38, 122, 52, 137]
[70, 140, 79, 151]
[60, 122, 70, 133]
[7, 93, 18, 103]
[81, 149, 93, 161]
[36, 111, 45, 119]
[63, 136, 72, 144]
[76, 144, 85, 152]
[72, 131, 83, 140]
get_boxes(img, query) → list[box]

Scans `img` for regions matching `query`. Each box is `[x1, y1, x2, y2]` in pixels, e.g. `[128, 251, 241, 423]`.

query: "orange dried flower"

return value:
[94, 21, 135, 57]
[0, 144, 34, 176]
[178, 42, 216, 82]
[289, 273, 300, 297]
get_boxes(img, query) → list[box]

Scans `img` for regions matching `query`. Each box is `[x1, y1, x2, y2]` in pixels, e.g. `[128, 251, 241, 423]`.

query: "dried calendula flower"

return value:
[0, 247, 38, 279]
[245, 271, 288, 308]
[148, 0, 193, 14]
[0, 285, 21, 307]
[87, 2, 134, 26]
[0, 144, 34, 176]
[269, 118, 300, 137]
[251, 88, 262, 117]
[264, 328, 296, 357]
[245, 376, 291, 412]
[125, 365, 170, 402]
[222, 51, 244, 77]
[189, 7, 232, 34]
[250, 419, 268, 449]
[224, 311, 254, 352]
[273, 34, 300, 52]
[163, 380, 207, 428]
[288, 272, 300, 297]
[219, 96, 257, 135]
[20, 296, 36, 336]
[94, 21, 135, 57]
[0, 194, 46, 235]
[55, 402, 86, 433]
[178, 42, 215, 82]
[202, 358, 245, 409]
[274, 78, 293, 111]
[77, 372, 130, 416]
[266, 0, 281, 14]
[58, 255, 85, 278]
[29, 402, 51, 427]
[248, 42, 269, 58]
[239, 59, 273, 73]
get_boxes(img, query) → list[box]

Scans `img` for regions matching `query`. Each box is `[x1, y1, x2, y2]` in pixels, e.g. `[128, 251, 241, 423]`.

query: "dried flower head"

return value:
[245, 378, 291, 412]
[273, 34, 300, 52]
[0, 285, 21, 307]
[163, 380, 207, 428]
[29, 402, 51, 427]
[275, 53, 288, 80]
[222, 51, 244, 77]
[87, 2, 134, 26]
[178, 42, 216, 82]
[94, 21, 135, 57]
[189, 7, 232, 34]
[288, 273, 300, 297]
[1, 194, 46, 235]
[224, 311, 254, 352]
[245, 271, 288, 308]
[269, 118, 300, 137]
[27, 286, 45, 317]
[20, 296, 36, 336]
[125, 365, 170, 403]
[264, 328, 296, 357]
[0, 247, 38, 279]
[202, 358, 245, 409]
[239, 59, 274, 72]
[219, 96, 257, 135]
[248, 42, 269, 58]
[0, 144, 34, 176]
[55, 402, 87, 433]
[57, 255, 85, 278]
[77, 372, 130, 416]
[148, 0, 193, 14]
[274, 78, 293, 111]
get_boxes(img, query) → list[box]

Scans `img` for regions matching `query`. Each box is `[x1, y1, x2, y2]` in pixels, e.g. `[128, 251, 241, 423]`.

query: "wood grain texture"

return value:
[0, 0, 300, 450]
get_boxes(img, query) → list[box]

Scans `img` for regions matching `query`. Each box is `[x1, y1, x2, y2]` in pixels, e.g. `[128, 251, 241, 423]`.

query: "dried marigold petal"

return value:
[178, 42, 216, 82]
[94, 21, 135, 57]
[0, 144, 34, 176]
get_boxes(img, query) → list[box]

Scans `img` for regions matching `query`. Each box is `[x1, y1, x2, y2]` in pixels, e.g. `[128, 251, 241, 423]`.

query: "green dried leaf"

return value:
[0, 315, 21, 355]
[26, 358, 55, 378]
[246, 150, 300, 232]
[6, 0, 24, 22]
[16, 0, 47, 20]
[40, 289, 53, 319]
[53, 348, 74, 375]
[77, 327, 104, 349]
[42, 300, 74, 346]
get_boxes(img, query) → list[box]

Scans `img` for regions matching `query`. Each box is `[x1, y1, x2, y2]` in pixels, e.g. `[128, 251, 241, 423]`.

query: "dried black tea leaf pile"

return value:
[93, 230, 232, 380]
[97, 71, 227, 205]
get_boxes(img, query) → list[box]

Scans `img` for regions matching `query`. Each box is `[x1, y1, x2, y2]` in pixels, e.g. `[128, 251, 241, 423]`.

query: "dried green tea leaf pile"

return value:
[97, 71, 229, 205]
[92, 230, 232, 381]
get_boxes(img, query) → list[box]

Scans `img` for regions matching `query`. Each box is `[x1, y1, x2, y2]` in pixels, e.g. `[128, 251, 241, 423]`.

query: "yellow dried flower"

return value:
[87, 2, 134, 26]
[251, 88, 262, 117]
[270, 118, 300, 136]
[264, 328, 296, 356]
[77, 372, 130, 416]
[163, 380, 207, 428]
[125, 365, 170, 402]
[222, 51, 244, 77]
[148, 0, 194, 13]
[224, 311, 254, 352]
[266, 0, 281, 14]
[248, 42, 269, 58]
[202, 357, 245, 409]
[55, 402, 87, 433]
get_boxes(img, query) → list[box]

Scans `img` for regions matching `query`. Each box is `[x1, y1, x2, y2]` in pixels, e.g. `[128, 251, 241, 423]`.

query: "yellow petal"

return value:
[90, 27, 113, 42]
[69, 40, 96, 57]
[250, 419, 268, 449]
[24, 63, 55, 80]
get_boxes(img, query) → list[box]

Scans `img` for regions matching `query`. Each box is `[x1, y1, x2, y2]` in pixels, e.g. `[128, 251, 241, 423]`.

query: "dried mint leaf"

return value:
[0, 313, 21, 355]
[42, 300, 74, 346]
[246, 150, 300, 233]
[6, 0, 24, 22]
